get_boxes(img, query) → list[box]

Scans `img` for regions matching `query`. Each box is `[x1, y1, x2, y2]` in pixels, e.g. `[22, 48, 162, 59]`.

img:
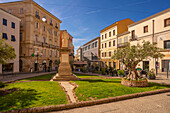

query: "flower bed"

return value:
[121, 78, 149, 87]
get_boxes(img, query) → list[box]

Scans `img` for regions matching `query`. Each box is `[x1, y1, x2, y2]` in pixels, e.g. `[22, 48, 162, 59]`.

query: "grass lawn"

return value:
[0, 81, 67, 112]
[72, 78, 170, 101]
[22, 73, 56, 80]
[74, 73, 103, 79]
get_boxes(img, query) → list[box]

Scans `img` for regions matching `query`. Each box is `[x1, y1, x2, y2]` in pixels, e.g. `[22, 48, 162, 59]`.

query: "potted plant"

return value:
[147, 68, 156, 79]
[101, 67, 106, 75]
[117, 69, 124, 77]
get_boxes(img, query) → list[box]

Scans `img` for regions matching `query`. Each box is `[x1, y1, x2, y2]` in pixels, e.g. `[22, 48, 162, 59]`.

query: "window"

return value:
[164, 40, 170, 49]
[43, 49, 46, 57]
[43, 26, 46, 31]
[54, 31, 57, 36]
[36, 11, 39, 16]
[11, 35, 16, 41]
[109, 32, 111, 37]
[36, 22, 39, 28]
[3, 18, 7, 26]
[105, 62, 107, 66]
[102, 35, 104, 40]
[9, 9, 12, 14]
[102, 53, 104, 57]
[109, 41, 111, 47]
[164, 18, 170, 27]
[105, 33, 107, 39]
[55, 23, 58, 28]
[92, 43, 94, 48]
[105, 52, 107, 57]
[102, 44, 103, 48]
[88, 45, 90, 49]
[20, 8, 23, 14]
[49, 28, 52, 34]
[2, 33, 8, 40]
[124, 36, 128, 43]
[95, 42, 97, 47]
[113, 62, 116, 69]
[105, 43, 107, 48]
[11, 22, 15, 29]
[118, 38, 122, 44]
[113, 40, 115, 46]
[131, 30, 135, 39]
[109, 52, 111, 57]
[35, 35, 38, 41]
[2, 63, 13, 72]
[113, 30, 115, 36]
[144, 26, 148, 33]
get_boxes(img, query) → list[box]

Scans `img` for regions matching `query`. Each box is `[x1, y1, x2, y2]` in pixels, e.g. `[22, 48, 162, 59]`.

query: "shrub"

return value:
[147, 68, 155, 76]
[0, 81, 5, 88]
[117, 69, 124, 75]
[101, 68, 106, 75]
[81, 67, 86, 73]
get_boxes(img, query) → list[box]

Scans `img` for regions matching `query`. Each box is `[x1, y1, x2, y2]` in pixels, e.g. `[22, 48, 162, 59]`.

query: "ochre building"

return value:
[0, 0, 61, 72]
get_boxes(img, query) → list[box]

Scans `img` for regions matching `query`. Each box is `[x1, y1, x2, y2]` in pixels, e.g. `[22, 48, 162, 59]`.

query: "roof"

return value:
[129, 8, 170, 27]
[83, 37, 100, 46]
[0, 8, 21, 21]
[100, 18, 131, 33]
[117, 31, 130, 37]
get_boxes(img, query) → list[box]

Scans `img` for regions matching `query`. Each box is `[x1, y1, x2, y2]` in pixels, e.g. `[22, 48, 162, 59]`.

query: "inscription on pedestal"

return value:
[62, 54, 68, 62]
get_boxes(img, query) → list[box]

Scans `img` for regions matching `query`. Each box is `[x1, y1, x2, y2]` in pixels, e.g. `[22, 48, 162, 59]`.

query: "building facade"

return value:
[75, 47, 82, 61]
[129, 8, 170, 73]
[0, 9, 21, 74]
[0, 0, 61, 72]
[100, 18, 134, 69]
[82, 37, 100, 61]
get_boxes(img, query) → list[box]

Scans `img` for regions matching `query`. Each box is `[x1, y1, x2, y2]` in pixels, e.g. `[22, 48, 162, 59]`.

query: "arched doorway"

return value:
[19, 60, 23, 72]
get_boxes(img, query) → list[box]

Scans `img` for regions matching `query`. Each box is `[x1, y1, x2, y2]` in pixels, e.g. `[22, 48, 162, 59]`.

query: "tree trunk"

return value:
[127, 65, 140, 80]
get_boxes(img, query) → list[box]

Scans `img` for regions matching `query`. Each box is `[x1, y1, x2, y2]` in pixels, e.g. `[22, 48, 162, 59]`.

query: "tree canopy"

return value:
[0, 39, 16, 64]
[112, 41, 164, 80]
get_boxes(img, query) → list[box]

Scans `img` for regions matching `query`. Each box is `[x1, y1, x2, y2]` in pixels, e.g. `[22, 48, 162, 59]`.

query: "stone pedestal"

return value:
[52, 48, 78, 81]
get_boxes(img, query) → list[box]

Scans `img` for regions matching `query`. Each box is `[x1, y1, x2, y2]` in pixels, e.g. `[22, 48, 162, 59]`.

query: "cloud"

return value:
[73, 38, 86, 43]
[72, 28, 89, 36]
[86, 10, 100, 15]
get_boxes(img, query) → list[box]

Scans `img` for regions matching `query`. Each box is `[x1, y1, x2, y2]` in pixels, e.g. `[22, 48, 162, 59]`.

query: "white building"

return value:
[0, 9, 21, 74]
[129, 8, 170, 73]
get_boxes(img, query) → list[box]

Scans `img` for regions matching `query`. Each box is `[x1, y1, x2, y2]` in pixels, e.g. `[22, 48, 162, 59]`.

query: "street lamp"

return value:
[32, 51, 42, 71]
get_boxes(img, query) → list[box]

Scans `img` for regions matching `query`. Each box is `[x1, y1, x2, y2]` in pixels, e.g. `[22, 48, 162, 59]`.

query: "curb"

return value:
[1, 88, 170, 113]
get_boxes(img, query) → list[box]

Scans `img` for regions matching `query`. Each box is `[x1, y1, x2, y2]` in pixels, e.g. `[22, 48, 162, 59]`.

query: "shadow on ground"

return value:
[0, 88, 40, 111]
[80, 79, 121, 83]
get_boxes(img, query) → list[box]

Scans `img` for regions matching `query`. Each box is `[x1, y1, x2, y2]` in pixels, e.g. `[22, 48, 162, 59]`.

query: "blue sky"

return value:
[0, 0, 170, 53]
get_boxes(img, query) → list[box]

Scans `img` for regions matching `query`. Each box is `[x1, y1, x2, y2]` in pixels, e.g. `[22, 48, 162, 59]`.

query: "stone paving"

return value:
[59, 81, 76, 103]
[49, 92, 170, 113]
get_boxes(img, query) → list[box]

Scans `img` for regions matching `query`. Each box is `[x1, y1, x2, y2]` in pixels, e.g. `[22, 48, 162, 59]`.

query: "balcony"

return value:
[129, 36, 138, 41]
[118, 42, 128, 48]
[42, 43, 49, 47]
[35, 14, 40, 19]
[34, 41, 42, 46]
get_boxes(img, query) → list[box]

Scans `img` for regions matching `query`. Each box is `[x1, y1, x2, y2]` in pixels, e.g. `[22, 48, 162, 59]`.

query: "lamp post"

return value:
[33, 52, 42, 72]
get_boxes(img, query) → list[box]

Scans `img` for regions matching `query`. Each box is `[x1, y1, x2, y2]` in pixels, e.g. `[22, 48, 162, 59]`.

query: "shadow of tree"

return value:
[0, 88, 40, 111]
[80, 79, 121, 83]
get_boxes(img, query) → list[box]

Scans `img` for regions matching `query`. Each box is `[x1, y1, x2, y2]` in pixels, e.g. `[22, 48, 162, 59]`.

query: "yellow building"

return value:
[100, 18, 134, 69]
[0, 0, 61, 72]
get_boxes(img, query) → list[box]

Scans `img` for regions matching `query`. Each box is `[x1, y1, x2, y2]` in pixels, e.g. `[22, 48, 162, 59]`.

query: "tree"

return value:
[112, 41, 164, 80]
[0, 39, 16, 64]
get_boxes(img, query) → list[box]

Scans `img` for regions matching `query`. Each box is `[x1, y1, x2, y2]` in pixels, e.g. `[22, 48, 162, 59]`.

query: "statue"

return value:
[51, 30, 78, 81]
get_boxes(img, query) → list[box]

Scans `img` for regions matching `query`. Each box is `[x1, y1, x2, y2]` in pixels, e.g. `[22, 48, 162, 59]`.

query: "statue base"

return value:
[51, 62, 78, 81]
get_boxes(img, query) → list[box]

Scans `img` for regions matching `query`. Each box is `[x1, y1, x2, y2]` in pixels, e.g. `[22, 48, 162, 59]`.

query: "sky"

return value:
[0, 0, 170, 54]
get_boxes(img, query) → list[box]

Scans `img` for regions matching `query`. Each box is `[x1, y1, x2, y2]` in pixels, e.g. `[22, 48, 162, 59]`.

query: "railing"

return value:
[117, 42, 128, 48]
[129, 36, 138, 41]
[34, 41, 42, 46]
